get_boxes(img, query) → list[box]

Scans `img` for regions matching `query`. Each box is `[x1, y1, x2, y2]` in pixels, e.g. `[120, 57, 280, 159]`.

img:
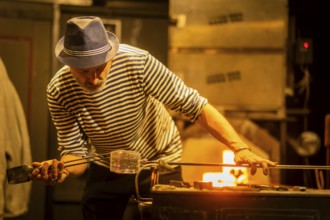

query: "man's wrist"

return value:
[234, 147, 251, 153]
[61, 168, 70, 178]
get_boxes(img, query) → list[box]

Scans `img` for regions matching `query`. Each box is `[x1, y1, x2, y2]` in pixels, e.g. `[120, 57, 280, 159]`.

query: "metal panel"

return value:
[170, 52, 286, 113]
[169, 0, 288, 49]
[169, 0, 288, 119]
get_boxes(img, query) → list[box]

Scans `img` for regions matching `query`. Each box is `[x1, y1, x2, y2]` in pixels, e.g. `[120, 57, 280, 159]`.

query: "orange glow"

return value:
[203, 150, 248, 187]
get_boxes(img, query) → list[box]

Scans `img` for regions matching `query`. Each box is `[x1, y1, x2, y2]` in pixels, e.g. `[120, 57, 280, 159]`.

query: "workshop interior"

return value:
[1, 0, 330, 219]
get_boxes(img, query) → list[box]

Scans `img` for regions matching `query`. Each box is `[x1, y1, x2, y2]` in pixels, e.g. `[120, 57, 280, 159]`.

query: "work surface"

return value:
[150, 184, 330, 220]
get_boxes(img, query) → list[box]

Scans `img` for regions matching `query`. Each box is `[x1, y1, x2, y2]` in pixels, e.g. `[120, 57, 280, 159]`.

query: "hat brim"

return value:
[55, 32, 119, 69]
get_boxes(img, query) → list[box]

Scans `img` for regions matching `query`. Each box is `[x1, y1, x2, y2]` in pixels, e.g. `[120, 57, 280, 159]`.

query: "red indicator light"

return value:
[295, 38, 313, 64]
[303, 41, 310, 49]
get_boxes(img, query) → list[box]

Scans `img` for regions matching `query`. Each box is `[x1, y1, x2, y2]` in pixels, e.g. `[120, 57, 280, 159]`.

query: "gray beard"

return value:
[82, 80, 107, 93]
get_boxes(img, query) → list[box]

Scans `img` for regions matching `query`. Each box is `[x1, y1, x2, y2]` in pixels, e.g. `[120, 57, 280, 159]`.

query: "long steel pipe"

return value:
[61, 154, 330, 170]
[168, 162, 330, 170]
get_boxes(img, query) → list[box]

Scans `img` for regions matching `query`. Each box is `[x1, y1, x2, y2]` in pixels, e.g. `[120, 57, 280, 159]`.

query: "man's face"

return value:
[70, 60, 112, 93]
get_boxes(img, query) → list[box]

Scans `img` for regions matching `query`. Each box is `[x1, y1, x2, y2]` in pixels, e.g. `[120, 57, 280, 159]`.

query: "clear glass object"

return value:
[110, 150, 141, 174]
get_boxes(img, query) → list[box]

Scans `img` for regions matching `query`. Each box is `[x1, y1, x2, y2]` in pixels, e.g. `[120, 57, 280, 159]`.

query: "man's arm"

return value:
[197, 103, 249, 152]
[60, 154, 88, 177]
[197, 103, 277, 175]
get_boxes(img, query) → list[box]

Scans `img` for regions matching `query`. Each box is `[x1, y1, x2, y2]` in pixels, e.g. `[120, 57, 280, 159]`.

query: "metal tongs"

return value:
[6, 153, 110, 184]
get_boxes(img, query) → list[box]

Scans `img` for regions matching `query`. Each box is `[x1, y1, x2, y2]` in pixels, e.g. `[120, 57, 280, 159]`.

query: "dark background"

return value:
[285, 0, 330, 187]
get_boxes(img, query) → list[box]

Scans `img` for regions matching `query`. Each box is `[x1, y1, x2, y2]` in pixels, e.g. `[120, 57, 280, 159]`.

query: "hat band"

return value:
[63, 44, 111, 57]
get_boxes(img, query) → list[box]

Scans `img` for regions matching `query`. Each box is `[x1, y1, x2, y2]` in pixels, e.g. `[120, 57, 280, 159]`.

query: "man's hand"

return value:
[31, 159, 69, 185]
[234, 149, 277, 176]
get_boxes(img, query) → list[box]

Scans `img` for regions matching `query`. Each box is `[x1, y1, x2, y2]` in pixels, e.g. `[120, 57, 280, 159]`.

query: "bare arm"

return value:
[197, 103, 249, 152]
[197, 103, 277, 175]
[60, 154, 88, 177]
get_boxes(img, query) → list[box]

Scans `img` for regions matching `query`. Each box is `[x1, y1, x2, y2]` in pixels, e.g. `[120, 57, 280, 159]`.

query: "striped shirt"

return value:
[47, 44, 207, 168]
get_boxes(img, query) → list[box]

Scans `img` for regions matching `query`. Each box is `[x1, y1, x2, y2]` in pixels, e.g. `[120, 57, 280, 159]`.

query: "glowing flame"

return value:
[203, 150, 248, 187]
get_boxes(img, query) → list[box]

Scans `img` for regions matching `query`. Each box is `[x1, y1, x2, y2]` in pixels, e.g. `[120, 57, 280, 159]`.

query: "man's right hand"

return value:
[31, 159, 69, 185]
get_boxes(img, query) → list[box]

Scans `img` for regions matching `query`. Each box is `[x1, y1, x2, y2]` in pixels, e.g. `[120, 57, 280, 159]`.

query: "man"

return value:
[31, 16, 276, 220]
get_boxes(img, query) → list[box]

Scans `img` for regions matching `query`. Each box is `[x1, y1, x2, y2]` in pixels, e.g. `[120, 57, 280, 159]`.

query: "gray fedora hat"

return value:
[55, 16, 119, 68]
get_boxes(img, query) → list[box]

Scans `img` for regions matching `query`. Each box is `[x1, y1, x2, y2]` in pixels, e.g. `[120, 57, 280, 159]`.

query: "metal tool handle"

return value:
[167, 162, 330, 170]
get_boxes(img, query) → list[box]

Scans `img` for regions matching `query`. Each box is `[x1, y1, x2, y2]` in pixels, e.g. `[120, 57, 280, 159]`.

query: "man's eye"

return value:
[97, 66, 105, 72]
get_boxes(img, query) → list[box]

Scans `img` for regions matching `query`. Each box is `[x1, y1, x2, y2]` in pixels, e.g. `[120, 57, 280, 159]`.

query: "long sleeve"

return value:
[0, 58, 32, 218]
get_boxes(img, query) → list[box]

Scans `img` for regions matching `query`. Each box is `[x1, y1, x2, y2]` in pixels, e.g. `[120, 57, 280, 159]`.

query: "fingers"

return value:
[46, 177, 58, 185]
[50, 159, 59, 181]
[57, 161, 69, 183]
[31, 166, 42, 181]
[234, 150, 278, 176]
[250, 163, 258, 175]
[31, 159, 67, 185]
[259, 161, 269, 176]
[32, 161, 42, 168]
[41, 161, 50, 179]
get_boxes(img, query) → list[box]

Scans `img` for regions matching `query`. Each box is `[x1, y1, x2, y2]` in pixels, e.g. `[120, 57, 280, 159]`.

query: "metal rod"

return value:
[63, 152, 110, 166]
[270, 165, 330, 170]
[167, 162, 330, 170]
[64, 158, 103, 168]
[57, 153, 330, 171]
